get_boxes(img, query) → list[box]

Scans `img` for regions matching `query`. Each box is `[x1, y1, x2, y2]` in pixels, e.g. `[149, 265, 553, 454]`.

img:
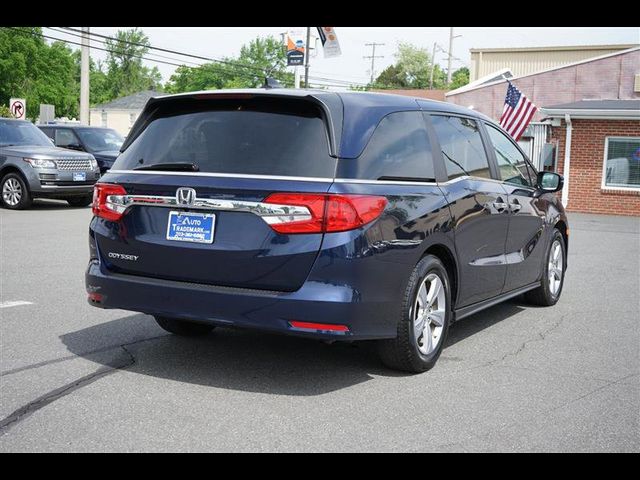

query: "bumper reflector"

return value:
[88, 292, 103, 303]
[289, 321, 349, 332]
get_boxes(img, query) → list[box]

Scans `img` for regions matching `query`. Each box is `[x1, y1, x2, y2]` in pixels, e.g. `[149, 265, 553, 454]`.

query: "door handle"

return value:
[492, 201, 508, 212]
[509, 201, 522, 213]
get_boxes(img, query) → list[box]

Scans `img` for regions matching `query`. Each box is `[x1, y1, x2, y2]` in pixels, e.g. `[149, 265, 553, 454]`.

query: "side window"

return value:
[55, 129, 80, 147]
[485, 124, 535, 187]
[430, 115, 491, 180]
[349, 111, 435, 181]
[40, 128, 54, 140]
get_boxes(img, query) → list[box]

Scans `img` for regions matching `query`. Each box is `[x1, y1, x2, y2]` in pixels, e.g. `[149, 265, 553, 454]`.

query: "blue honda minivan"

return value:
[86, 89, 568, 372]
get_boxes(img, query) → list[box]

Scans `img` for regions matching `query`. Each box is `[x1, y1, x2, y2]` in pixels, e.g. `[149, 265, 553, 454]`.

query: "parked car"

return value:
[85, 89, 568, 373]
[38, 124, 124, 173]
[1, 118, 100, 209]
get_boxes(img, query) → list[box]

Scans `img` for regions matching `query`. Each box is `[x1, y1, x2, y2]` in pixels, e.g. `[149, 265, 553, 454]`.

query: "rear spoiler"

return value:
[120, 90, 344, 158]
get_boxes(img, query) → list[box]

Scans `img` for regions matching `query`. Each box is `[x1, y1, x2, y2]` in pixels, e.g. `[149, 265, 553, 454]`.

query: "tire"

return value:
[377, 255, 452, 373]
[154, 316, 215, 336]
[525, 228, 566, 306]
[66, 195, 93, 207]
[1, 173, 32, 210]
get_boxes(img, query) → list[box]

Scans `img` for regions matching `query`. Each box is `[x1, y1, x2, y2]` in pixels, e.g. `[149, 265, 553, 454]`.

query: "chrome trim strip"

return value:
[106, 194, 312, 225]
[105, 171, 483, 187]
[333, 178, 439, 186]
[106, 170, 334, 183]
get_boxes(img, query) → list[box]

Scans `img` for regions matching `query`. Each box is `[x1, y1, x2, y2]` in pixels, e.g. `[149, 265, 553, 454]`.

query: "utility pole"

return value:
[446, 27, 462, 85]
[429, 42, 438, 89]
[304, 26, 311, 88]
[364, 42, 385, 84]
[80, 27, 90, 124]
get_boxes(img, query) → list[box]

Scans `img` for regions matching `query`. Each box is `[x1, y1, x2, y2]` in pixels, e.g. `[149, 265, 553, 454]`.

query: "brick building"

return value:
[541, 101, 639, 216]
[446, 46, 640, 215]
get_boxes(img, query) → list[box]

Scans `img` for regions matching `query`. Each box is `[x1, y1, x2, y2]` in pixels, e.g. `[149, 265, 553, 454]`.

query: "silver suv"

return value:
[0, 118, 100, 209]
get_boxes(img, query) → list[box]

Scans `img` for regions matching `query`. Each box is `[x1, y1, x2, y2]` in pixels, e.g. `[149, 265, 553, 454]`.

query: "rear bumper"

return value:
[85, 261, 400, 341]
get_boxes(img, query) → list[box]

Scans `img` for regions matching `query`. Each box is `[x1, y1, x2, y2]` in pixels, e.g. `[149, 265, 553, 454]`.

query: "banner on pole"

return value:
[286, 29, 306, 66]
[316, 27, 342, 58]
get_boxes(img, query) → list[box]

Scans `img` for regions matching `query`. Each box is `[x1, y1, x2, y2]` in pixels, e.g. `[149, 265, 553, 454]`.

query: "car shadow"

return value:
[59, 297, 532, 396]
[28, 199, 90, 210]
[446, 297, 530, 347]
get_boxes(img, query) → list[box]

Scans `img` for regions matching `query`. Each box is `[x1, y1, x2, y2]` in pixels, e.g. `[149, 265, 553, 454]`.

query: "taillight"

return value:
[92, 183, 127, 221]
[263, 193, 387, 234]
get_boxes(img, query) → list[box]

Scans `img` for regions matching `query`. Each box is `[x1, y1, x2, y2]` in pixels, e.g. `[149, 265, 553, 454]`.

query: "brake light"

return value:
[92, 183, 127, 221]
[263, 193, 387, 234]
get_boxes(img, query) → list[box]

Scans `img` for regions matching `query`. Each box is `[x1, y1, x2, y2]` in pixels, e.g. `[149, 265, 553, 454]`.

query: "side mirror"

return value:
[537, 171, 563, 193]
[66, 143, 84, 151]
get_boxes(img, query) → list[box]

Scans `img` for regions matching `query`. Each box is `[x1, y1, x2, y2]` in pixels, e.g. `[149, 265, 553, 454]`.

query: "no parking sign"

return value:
[9, 98, 26, 120]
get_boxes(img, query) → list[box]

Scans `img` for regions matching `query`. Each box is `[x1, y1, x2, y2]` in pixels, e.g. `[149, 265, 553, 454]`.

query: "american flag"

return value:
[499, 82, 537, 141]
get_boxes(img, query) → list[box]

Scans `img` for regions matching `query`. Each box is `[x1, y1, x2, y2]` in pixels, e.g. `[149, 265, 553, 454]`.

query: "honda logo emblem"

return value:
[176, 187, 197, 206]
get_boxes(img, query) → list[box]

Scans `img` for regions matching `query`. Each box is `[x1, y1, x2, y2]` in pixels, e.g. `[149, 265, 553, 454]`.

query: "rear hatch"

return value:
[95, 94, 338, 292]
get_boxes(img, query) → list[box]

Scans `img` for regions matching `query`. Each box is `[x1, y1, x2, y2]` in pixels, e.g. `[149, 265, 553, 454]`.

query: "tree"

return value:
[372, 42, 449, 90]
[165, 35, 294, 94]
[104, 28, 163, 99]
[0, 27, 79, 120]
[449, 67, 470, 90]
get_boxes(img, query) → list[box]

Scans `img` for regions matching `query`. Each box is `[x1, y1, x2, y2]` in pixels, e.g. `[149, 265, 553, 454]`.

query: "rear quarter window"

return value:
[337, 111, 435, 181]
[112, 98, 335, 178]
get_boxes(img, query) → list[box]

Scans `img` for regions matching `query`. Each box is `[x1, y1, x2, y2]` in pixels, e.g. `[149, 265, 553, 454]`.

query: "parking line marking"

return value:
[0, 301, 34, 309]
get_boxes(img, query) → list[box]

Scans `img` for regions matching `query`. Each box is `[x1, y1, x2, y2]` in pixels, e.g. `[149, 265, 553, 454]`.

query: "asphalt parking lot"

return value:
[0, 201, 638, 452]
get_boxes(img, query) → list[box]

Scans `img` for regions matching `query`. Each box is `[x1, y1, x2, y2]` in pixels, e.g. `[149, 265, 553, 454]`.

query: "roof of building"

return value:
[470, 44, 639, 53]
[541, 100, 640, 119]
[93, 90, 165, 110]
[544, 100, 640, 110]
[447, 46, 640, 97]
[370, 89, 447, 101]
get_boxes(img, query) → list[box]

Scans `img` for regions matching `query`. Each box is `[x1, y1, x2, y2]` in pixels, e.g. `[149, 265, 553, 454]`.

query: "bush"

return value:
[0, 104, 13, 118]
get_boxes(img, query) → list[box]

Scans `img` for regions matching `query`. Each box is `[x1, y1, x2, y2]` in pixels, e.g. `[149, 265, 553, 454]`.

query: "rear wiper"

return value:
[134, 162, 200, 172]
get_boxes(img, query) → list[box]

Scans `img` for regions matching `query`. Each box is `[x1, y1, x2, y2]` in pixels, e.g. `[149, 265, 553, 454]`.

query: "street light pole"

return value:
[80, 27, 90, 124]
[304, 27, 311, 88]
[429, 42, 437, 89]
[446, 27, 462, 85]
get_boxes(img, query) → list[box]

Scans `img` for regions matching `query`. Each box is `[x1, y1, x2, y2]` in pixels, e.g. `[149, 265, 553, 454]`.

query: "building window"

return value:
[602, 137, 640, 190]
[101, 110, 107, 127]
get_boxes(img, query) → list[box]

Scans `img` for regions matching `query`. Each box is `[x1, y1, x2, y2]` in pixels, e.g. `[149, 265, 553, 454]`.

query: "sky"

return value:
[53, 27, 640, 88]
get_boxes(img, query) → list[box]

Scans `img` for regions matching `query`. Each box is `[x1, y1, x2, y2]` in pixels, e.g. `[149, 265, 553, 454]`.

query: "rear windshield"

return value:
[113, 98, 335, 178]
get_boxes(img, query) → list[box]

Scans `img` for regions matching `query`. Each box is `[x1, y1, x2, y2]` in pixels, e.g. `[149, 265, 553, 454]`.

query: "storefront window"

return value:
[602, 137, 640, 189]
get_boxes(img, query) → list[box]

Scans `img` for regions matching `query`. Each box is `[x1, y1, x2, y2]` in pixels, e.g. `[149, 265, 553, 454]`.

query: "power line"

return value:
[46, 27, 204, 68]
[60, 26, 367, 87]
[6, 27, 366, 90]
[60, 26, 265, 74]
[6, 27, 283, 86]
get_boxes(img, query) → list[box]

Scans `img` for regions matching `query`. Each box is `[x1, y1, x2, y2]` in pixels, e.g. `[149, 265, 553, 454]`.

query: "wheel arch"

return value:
[421, 243, 459, 309]
[554, 219, 569, 262]
[0, 164, 29, 182]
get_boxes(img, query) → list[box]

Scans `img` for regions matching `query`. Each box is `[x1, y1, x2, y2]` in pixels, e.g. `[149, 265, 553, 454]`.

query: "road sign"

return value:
[9, 98, 26, 120]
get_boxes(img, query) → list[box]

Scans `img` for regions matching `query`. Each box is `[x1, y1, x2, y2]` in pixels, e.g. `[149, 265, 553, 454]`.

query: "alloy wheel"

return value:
[2, 178, 22, 206]
[548, 239, 563, 296]
[413, 273, 446, 355]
